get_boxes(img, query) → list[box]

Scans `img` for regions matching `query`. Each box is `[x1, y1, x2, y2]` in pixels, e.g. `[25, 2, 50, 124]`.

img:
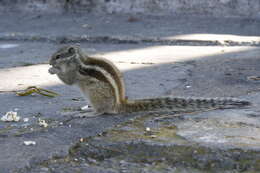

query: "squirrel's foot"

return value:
[80, 105, 93, 112]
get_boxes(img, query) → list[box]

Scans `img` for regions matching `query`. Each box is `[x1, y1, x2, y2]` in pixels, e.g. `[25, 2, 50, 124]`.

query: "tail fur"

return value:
[119, 97, 250, 113]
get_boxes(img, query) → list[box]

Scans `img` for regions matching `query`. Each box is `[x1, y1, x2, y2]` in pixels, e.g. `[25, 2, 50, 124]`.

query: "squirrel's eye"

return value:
[55, 55, 61, 59]
[68, 47, 75, 54]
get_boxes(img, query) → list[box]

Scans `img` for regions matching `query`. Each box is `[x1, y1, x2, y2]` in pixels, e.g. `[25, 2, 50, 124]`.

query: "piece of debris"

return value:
[144, 127, 153, 136]
[72, 97, 83, 101]
[23, 118, 29, 122]
[247, 76, 260, 81]
[38, 119, 48, 128]
[145, 127, 151, 132]
[127, 16, 139, 22]
[23, 141, 36, 146]
[144, 127, 157, 136]
[87, 158, 98, 164]
[1, 111, 20, 122]
[81, 105, 91, 111]
[81, 24, 92, 29]
[16, 86, 59, 97]
[150, 135, 157, 138]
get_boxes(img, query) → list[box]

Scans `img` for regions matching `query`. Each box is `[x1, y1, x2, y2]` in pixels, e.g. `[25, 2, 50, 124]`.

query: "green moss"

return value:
[100, 114, 187, 145]
[66, 113, 260, 172]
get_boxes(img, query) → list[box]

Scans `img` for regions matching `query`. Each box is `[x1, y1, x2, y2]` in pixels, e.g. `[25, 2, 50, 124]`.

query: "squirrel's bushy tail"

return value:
[119, 97, 250, 113]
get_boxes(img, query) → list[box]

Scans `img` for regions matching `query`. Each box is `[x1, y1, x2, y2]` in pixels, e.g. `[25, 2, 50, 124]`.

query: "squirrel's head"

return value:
[49, 45, 80, 70]
[49, 45, 81, 85]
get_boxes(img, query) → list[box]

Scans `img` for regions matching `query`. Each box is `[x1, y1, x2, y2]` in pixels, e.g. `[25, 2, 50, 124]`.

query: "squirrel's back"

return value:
[76, 53, 126, 104]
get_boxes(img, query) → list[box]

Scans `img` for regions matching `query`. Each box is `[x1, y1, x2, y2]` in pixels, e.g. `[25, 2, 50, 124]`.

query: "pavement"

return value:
[0, 13, 260, 172]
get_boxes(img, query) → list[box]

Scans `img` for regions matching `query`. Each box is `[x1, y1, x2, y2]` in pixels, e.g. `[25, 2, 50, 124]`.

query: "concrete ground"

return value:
[0, 13, 260, 172]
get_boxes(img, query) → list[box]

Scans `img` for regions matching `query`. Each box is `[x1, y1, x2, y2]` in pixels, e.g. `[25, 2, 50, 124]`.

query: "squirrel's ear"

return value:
[68, 47, 76, 54]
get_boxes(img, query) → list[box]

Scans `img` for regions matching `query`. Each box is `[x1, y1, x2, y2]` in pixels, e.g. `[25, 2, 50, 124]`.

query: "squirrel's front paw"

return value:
[81, 105, 93, 112]
[48, 67, 60, 74]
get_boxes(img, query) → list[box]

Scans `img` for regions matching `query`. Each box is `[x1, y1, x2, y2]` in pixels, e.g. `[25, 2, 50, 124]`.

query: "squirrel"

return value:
[49, 45, 251, 117]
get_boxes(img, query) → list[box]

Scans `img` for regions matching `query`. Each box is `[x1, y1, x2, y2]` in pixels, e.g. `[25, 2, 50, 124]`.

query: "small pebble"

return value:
[24, 141, 36, 146]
